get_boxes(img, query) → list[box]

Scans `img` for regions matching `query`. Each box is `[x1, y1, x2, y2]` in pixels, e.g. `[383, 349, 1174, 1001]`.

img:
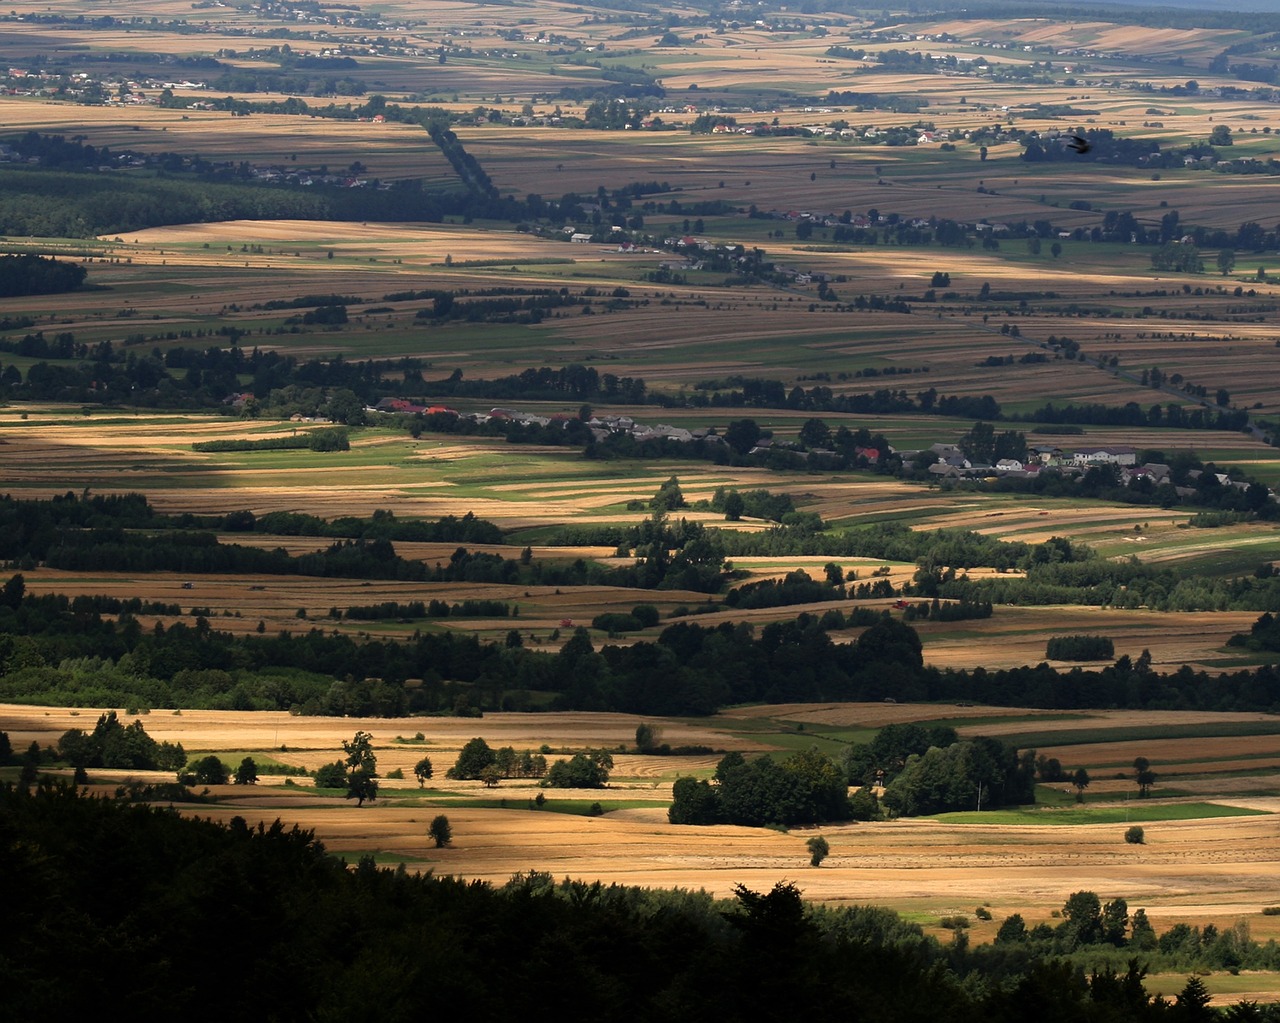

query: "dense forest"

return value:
[0, 254, 87, 297]
[3, 781, 1277, 1020]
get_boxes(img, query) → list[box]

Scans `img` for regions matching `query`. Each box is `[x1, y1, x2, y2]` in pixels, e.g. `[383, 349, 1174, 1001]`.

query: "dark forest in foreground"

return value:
[0, 782, 1270, 1022]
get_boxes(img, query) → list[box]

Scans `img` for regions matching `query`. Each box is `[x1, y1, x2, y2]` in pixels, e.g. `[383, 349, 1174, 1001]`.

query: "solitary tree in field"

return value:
[806, 835, 830, 867]
[342, 730, 378, 806]
[1072, 767, 1090, 803]
[635, 723, 662, 753]
[1133, 757, 1157, 798]
[347, 767, 379, 806]
[344, 731, 376, 774]
[234, 757, 258, 785]
[413, 756, 434, 787]
[429, 814, 452, 848]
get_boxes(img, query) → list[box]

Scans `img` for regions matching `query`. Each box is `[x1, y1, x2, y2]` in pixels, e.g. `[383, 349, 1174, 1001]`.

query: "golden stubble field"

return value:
[58, 209, 1280, 419]
[6, 699, 1280, 974]
[0, 251, 1236, 441]
[1, 404, 1275, 669]
[0, 98, 459, 184]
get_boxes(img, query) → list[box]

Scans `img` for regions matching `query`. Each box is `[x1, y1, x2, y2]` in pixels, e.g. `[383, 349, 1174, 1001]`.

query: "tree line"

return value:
[9, 578, 1280, 717]
[0, 492, 504, 555]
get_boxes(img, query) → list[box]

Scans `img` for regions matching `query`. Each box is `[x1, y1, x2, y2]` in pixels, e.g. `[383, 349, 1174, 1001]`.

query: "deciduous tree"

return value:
[448, 737, 495, 779]
[1134, 757, 1157, 798]
[191, 754, 228, 785]
[234, 757, 258, 785]
[314, 761, 345, 789]
[1072, 767, 1090, 802]
[342, 730, 378, 805]
[346, 767, 378, 806]
[806, 835, 829, 867]
[428, 814, 452, 847]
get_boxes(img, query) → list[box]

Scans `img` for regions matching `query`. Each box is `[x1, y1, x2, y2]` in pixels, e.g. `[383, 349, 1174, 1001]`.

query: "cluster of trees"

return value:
[900, 597, 994, 623]
[403, 361, 648, 405]
[996, 887, 1280, 977]
[339, 598, 514, 622]
[209, 65, 367, 97]
[1229, 611, 1280, 653]
[445, 737, 549, 785]
[542, 750, 613, 788]
[191, 427, 349, 452]
[951, 458, 1276, 523]
[313, 730, 379, 804]
[724, 568, 843, 610]
[958, 421, 1027, 464]
[933, 547, 1280, 612]
[590, 604, 660, 633]
[180, 752, 261, 786]
[711, 486, 797, 522]
[0, 254, 86, 296]
[0, 492, 504, 561]
[42, 531, 440, 581]
[843, 721, 951, 781]
[0, 163, 449, 238]
[427, 122, 495, 198]
[57, 711, 185, 776]
[686, 378, 999, 422]
[707, 520, 1089, 572]
[840, 723, 1035, 815]
[17, 781, 1272, 1019]
[1047, 635, 1116, 661]
[443, 735, 612, 788]
[881, 736, 1035, 816]
[1014, 401, 1250, 433]
[415, 290, 618, 326]
[670, 748, 860, 826]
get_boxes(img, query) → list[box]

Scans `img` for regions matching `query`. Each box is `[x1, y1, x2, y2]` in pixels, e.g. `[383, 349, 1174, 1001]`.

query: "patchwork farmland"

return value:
[2, 0, 1280, 1007]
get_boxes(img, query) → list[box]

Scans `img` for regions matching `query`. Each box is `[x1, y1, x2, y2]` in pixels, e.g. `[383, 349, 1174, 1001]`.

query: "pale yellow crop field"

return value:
[0, 97, 459, 183]
[1, 403, 1273, 669]
[5, 699, 1280, 965]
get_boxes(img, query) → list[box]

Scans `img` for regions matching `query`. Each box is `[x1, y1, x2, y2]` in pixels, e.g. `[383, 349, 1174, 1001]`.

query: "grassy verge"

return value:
[932, 803, 1269, 825]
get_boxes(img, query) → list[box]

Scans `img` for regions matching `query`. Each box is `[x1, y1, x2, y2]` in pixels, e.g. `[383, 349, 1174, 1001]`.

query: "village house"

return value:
[1069, 446, 1137, 467]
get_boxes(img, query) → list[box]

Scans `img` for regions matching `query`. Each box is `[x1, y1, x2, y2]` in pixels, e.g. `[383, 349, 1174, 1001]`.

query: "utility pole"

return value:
[976, 782, 984, 812]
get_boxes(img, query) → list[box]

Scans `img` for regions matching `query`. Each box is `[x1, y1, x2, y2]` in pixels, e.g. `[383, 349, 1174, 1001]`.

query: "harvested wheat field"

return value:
[0, 99, 458, 184]
[7, 700, 1279, 948]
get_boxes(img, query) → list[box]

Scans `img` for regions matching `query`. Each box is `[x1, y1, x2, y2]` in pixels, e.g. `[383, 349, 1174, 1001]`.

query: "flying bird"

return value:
[1063, 134, 1091, 154]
